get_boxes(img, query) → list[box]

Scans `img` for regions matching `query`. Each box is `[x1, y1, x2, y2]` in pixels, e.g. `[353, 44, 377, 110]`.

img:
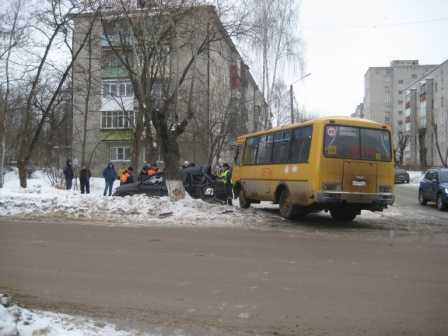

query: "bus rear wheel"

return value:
[279, 189, 298, 219]
[239, 187, 252, 209]
[330, 208, 358, 222]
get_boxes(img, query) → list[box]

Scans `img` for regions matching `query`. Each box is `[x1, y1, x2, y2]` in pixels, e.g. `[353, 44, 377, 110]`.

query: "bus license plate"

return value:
[352, 180, 367, 187]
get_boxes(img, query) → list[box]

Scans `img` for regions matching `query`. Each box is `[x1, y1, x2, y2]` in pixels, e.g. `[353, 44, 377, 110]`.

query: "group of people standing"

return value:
[62, 160, 161, 196]
[63, 160, 91, 194]
[62, 160, 118, 196]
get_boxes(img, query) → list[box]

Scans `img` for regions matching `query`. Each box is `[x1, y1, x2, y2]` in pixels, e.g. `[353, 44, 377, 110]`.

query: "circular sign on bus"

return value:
[327, 127, 337, 137]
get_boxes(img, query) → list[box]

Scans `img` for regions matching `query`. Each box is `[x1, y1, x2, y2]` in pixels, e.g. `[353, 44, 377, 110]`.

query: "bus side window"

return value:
[256, 135, 274, 164]
[243, 137, 260, 165]
[272, 130, 291, 163]
[289, 126, 312, 163]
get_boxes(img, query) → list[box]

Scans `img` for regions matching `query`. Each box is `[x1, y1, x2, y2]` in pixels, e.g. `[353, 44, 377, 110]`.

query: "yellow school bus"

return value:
[232, 117, 394, 221]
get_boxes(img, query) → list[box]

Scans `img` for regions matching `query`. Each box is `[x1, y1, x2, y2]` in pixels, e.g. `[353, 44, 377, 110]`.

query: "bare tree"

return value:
[13, 0, 101, 187]
[396, 132, 410, 167]
[271, 79, 289, 127]
[0, 0, 27, 188]
[432, 121, 448, 168]
[243, 0, 303, 126]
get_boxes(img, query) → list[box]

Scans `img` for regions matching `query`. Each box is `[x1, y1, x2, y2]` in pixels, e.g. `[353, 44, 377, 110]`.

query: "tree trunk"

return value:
[144, 117, 156, 163]
[131, 104, 145, 170]
[160, 132, 185, 201]
[18, 160, 27, 188]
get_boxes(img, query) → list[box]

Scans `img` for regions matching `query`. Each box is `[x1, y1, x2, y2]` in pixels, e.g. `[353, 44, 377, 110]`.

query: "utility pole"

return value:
[290, 84, 294, 124]
[289, 73, 311, 125]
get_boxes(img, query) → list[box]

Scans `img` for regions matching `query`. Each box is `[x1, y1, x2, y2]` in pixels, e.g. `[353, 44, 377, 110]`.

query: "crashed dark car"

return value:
[113, 173, 167, 197]
[395, 168, 410, 184]
[113, 168, 228, 203]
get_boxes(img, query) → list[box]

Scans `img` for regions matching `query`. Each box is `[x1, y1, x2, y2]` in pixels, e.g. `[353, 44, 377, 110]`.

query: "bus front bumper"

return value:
[315, 191, 395, 207]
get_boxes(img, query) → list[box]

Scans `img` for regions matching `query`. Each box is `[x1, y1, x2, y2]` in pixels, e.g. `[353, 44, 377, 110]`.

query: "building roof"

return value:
[403, 58, 448, 90]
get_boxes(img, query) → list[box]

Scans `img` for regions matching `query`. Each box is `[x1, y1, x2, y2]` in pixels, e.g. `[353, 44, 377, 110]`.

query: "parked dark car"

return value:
[113, 168, 229, 203]
[395, 168, 410, 184]
[418, 168, 448, 211]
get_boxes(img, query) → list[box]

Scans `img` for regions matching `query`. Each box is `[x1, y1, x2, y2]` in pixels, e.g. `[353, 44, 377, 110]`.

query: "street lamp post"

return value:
[290, 73, 311, 124]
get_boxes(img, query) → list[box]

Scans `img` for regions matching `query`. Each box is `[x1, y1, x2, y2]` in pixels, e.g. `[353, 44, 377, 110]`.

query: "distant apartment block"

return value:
[402, 59, 448, 168]
[362, 60, 437, 143]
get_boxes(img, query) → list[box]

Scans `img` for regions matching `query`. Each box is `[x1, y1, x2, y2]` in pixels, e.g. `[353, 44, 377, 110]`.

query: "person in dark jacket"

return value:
[102, 162, 117, 196]
[63, 159, 74, 190]
[79, 166, 91, 194]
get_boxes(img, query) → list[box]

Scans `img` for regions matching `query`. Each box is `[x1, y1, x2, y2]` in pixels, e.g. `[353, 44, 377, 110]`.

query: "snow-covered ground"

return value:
[0, 294, 172, 336]
[0, 170, 269, 227]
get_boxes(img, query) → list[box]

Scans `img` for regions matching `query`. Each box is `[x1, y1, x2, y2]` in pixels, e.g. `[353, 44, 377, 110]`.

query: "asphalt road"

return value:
[1, 186, 448, 336]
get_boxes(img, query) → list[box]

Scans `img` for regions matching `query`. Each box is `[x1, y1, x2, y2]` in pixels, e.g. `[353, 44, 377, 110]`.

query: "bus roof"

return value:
[236, 116, 390, 141]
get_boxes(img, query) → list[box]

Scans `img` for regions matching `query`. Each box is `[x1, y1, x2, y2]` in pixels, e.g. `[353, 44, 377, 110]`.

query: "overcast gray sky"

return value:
[293, 0, 448, 117]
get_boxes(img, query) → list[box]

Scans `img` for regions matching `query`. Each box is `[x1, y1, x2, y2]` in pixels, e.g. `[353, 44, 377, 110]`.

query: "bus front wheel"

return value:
[239, 187, 252, 209]
[330, 208, 358, 222]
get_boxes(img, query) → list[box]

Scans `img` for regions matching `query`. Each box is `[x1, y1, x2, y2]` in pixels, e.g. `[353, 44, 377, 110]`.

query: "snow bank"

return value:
[0, 170, 265, 228]
[0, 293, 170, 336]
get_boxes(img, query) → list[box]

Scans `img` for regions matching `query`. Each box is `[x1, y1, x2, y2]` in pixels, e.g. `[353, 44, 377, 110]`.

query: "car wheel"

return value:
[418, 190, 427, 205]
[330, 208, 358, 222]
[238, 187, 251, 209]
[279, 189, 298, 219]
[437, 194, 447, 211]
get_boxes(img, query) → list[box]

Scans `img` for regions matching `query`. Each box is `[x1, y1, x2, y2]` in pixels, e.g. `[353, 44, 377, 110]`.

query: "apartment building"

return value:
[71, 4, 267, 175]
[363, 60, 437, 143]
[402, 59, 448, 168]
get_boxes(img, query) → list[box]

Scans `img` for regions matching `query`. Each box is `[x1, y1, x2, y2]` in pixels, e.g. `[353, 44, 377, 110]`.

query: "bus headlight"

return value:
[322, 183, 341, 191]
[445, 188, 448, 194]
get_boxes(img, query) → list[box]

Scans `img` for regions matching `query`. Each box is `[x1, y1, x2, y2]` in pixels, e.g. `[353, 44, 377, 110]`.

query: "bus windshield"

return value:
[324, 125, 392, 161]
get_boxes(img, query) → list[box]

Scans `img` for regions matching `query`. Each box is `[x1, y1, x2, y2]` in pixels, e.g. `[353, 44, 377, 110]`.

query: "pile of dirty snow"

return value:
[0, 170, 266, 227]
[0, 293, 169, 336]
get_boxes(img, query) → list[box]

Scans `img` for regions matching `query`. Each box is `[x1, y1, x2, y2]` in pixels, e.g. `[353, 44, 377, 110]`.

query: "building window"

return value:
[398, 110, 403, 115]
[419, 101, 427, 128]
[103, 80, 133, 98]
[110, 146, 131, 161]
[384, 116, 391, 123]
[384, 86, 391, 105]
[101, 110, 135, 129]
[397, 100, 403, 105]
[398, 90, 403, 95]
[398, 80, 404, 84]
[411, 74, 417, 79]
